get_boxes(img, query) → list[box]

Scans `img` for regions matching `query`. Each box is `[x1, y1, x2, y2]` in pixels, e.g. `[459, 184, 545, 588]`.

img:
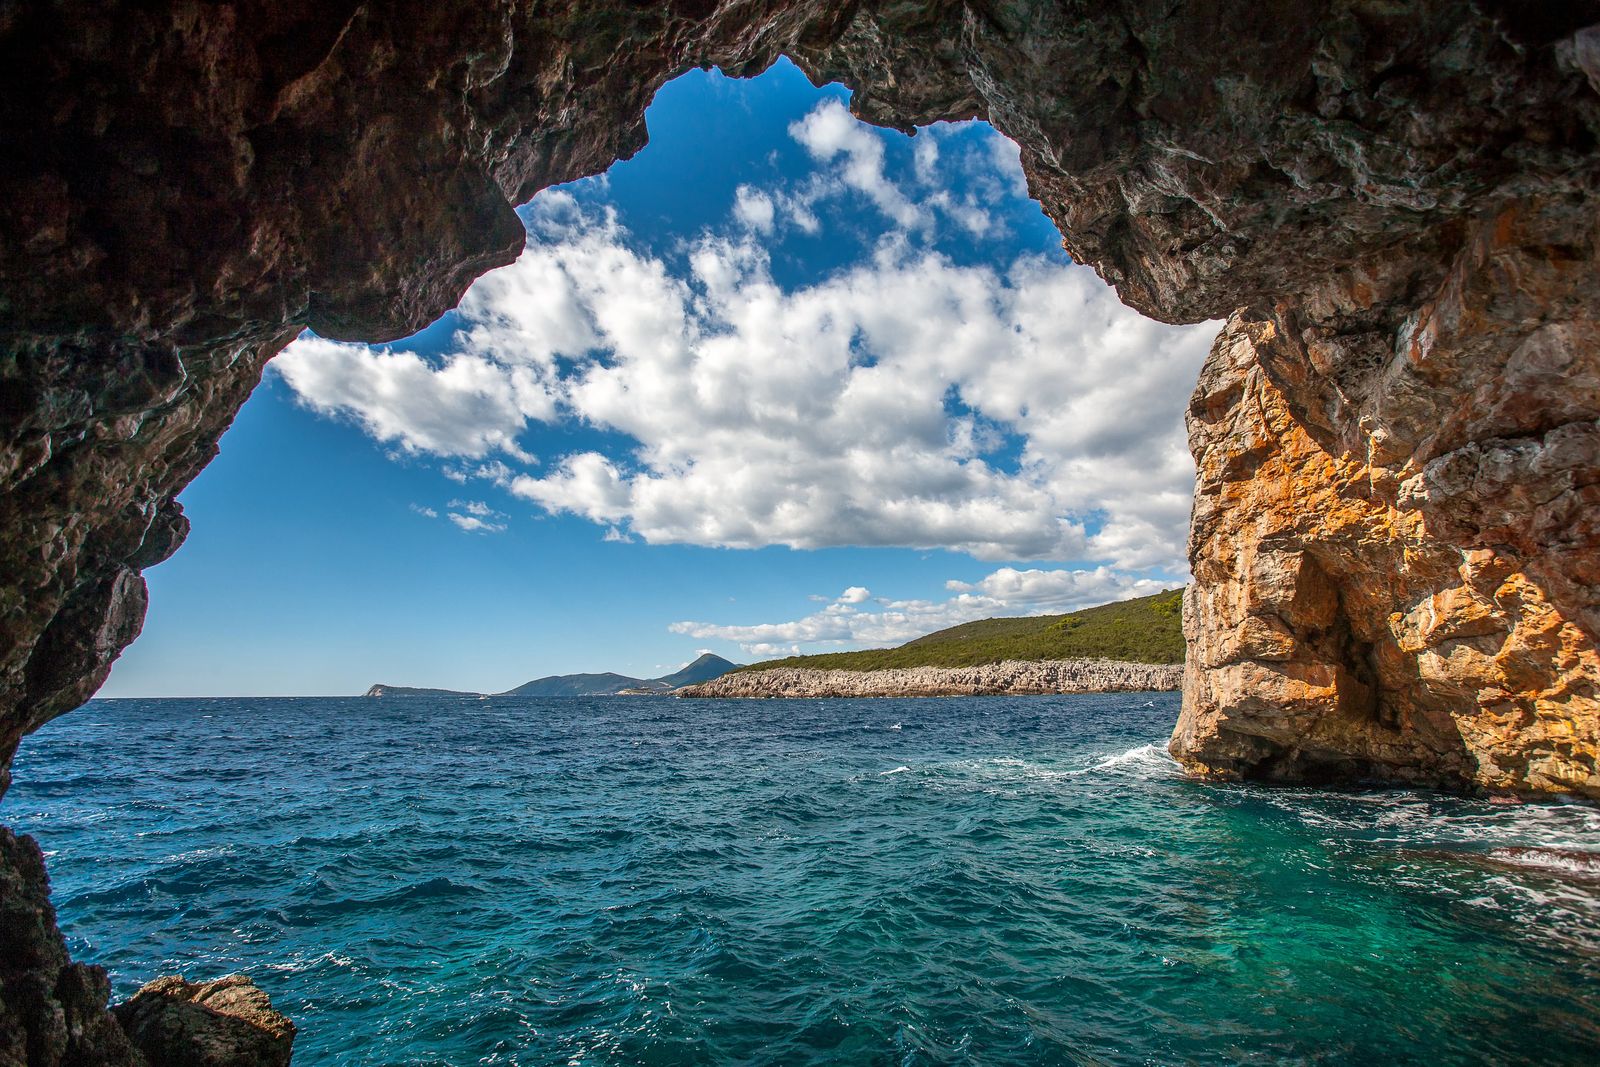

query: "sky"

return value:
[102, 59, 1218, 697]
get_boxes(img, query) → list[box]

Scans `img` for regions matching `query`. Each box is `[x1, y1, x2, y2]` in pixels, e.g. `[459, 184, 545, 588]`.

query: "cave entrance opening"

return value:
[11, 54, 1232, 1063]
[98, 58, 1217, 701]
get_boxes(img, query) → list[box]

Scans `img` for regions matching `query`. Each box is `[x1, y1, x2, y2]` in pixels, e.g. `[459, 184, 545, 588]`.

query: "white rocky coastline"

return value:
[676, 659, 1183, 699]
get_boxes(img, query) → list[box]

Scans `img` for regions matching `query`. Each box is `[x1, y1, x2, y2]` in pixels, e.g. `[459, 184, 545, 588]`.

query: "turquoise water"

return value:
[8, 694, 1600, 1065]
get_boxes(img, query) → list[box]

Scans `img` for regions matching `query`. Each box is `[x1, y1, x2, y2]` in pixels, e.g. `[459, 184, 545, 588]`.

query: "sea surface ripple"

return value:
[8, 694, 1600, 1065]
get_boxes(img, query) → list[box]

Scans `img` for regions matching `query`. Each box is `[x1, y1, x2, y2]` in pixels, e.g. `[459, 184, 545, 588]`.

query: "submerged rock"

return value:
[679, 659, 1182, 698]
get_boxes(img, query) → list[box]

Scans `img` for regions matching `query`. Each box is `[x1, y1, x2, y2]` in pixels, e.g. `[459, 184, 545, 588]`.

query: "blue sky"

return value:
[103, 60, 1215, 697]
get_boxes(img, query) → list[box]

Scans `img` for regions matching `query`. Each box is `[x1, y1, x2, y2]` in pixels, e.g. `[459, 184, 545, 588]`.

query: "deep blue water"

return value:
[8, 694, 1600, 1065]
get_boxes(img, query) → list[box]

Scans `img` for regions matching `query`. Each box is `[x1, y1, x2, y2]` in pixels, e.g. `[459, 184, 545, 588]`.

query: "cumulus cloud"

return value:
[277, 197, 1211, 566]
[413, 498, 507, 533]
[273, 109, 1215, 570]
[494, 228, 1113, 558]
[768, 103, 1014, 239]
[944, 567, 1165, 607]
[671, 566, 1171, 656]
[733, 184, 776, 232]
[912, 131, 939, 184]
[987, 132, 1030, 196]
[789, 100, 928, 230]
[745, 642, 802, 659]
[510, 452, 632, 525]
[273, 337, 547, 460]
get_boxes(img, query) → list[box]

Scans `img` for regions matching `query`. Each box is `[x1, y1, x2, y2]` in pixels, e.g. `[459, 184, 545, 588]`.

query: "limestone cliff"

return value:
[3, 1, 1600, 1058]
[1172, 204, 1600, 796]
[679, 659, 1183, 698]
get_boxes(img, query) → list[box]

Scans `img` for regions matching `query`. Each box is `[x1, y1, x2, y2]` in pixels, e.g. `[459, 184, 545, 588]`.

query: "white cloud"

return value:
[838, 586, 872, 604]
[447, 513, 506, 534]
[272, 112, 1216, 571]
[671, 565, 1172, 657]
[926, 190, 993, 236]
[745, 642, 803, 659]
[454, 460, 516, 487]
[944, 567, 1164, 608]
[509, 452, 632, 525]
[272, 336, 547, 460]
[410, 504, 439, 519]
[789, 100, 928, 229]
[912, 131, 939, 184]
[765, 108, 1021, 240]
[987, 130, 1030, 196]
[733, 184, 776, 232]
[776, 188, 822, 234]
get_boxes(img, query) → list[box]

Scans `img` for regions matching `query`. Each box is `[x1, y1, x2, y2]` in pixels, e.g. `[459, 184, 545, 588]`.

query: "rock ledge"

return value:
[114, 975, 294, 1067]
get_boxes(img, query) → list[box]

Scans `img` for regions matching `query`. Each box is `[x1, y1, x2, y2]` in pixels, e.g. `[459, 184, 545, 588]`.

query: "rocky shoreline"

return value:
[677, 659, 1183, 699]
[0, 827, 294, 1066]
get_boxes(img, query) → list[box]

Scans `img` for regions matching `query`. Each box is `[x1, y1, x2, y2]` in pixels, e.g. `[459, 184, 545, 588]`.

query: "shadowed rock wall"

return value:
[3, 1, 1599, 1059]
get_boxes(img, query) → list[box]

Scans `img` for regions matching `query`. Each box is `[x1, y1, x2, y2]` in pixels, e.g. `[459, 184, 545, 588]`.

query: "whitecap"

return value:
[1082, 742, 1182, 777]
[880, 766, 911, 776]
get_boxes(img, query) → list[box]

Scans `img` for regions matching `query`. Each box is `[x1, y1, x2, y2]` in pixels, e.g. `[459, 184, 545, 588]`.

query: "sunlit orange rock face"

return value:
[1172, 198, 1600, 796]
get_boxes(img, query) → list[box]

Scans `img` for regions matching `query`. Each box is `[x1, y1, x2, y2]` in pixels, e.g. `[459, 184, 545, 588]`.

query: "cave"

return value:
[2, 1, 1598, 1062]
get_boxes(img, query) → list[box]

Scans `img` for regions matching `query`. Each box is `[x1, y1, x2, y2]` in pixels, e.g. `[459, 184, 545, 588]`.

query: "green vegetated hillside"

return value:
[738, 589, 1186, 672]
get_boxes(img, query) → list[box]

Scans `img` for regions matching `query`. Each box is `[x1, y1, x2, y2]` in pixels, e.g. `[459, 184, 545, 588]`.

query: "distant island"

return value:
[366, 653, 739, 698]
[679, 590, 1185, 698]
[743, 589, 1184, 671]
[368, 592, 1187, 701]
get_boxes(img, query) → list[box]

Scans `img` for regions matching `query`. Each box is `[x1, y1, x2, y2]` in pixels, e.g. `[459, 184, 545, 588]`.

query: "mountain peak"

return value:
[653, 654, 739, 689]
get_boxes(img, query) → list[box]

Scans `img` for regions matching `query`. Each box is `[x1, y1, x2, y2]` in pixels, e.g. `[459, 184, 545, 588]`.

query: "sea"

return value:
[7, 693, 1600, 1065]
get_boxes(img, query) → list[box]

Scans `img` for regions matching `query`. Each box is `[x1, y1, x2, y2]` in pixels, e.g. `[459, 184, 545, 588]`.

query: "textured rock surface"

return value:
[3, 0, 1600, 1057]
[679, 659, 1183, 698]
[114, 976, 294, 1067]
[1174, 305, 1600, 793]
[0, 828, 141, 1067]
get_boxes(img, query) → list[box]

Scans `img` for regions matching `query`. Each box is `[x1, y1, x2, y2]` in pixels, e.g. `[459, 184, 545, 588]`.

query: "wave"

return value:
[1252, 785, 1600, 851]
[1073, 742, 1182, 779]
[1092, 742, 1174, 770]
[1485, 846, 1600, 881]
[880, 766, 911, 776]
